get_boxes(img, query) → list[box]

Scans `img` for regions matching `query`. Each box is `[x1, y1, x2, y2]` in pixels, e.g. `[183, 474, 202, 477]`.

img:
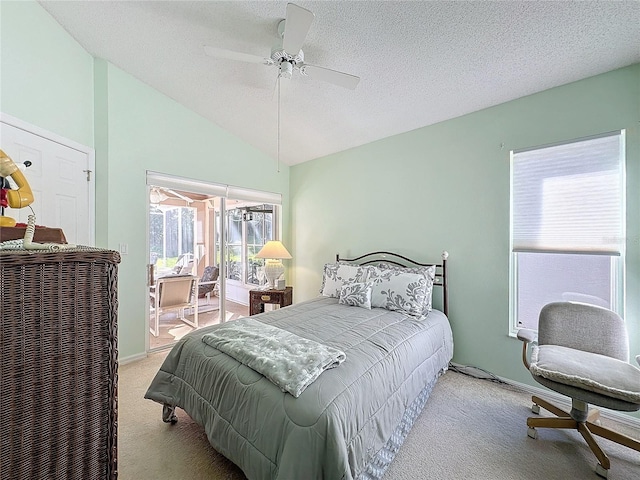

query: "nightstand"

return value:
[249, 286, 293, 315]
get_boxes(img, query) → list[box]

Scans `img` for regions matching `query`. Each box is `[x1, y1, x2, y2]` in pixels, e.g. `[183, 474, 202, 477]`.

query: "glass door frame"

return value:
[145, 171, 282, 353]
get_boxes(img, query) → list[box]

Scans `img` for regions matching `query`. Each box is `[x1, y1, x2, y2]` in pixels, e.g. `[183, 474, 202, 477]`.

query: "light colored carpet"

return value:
[119, 352, 640, 480]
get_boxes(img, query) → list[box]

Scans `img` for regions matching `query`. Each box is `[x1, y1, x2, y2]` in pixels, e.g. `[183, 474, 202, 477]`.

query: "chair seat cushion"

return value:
[530, 344, 640, 404]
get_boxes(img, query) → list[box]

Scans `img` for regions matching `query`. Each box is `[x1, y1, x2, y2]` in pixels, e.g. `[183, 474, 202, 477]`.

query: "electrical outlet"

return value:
[119, 243, 128, 255]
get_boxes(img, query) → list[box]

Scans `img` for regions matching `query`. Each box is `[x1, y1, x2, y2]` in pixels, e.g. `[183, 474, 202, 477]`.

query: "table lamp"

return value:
[256, 240, 292, 289]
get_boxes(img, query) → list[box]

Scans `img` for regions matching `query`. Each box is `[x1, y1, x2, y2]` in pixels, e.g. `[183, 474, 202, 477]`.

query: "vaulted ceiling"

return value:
[39, 1, 640, 166]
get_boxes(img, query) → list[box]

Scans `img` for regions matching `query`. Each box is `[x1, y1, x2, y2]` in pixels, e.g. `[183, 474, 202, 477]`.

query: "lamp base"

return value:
[263, 259, 284, 290]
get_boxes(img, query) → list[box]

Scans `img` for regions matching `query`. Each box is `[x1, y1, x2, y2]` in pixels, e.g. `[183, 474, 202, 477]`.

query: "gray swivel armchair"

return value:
[518, 302, 640, 478]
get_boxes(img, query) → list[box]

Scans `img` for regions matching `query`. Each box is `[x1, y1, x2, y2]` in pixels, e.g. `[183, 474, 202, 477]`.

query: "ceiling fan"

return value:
[203, 3, 360, 90]
[150, 186, 193, 205]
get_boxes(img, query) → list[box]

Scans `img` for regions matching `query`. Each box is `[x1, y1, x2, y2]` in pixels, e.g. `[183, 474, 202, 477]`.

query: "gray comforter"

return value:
[145, 296, 454, 480]
[201, 317, 346, 397]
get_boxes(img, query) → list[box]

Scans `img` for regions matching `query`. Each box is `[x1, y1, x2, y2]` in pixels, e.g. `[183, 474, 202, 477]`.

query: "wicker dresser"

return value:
[0, 247, 120, 480]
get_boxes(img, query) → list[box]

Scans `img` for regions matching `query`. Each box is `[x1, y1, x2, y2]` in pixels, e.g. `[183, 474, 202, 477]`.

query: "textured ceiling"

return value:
[39, 1, 640, 166]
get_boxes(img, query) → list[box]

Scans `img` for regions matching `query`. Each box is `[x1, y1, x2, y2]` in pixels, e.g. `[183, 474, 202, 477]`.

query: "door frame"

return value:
[145, 171, 283, 352]
[0, 112, 96, 245]
[146, 172, 228, 352]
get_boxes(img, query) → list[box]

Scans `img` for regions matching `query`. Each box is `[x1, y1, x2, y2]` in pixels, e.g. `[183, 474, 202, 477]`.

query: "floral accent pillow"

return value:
[338, 282, 373, 309]
[320, 263, 370, 298]
[367, 266, 433, 317]
[375, 264, 436, 313]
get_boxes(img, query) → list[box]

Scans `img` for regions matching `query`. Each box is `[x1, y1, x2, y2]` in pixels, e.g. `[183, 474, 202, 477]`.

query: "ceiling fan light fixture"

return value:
[279, 60, 293, 79]
[270, 42, 303, 68]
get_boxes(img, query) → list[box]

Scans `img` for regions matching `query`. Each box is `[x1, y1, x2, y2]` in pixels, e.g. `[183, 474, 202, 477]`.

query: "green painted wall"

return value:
[98, 64, 290, 358]
[290, 64, 640, 397]
[0, 1, 94, 147]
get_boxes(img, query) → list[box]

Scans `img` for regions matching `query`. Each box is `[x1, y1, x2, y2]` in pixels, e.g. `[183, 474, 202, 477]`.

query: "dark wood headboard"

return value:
[335, 251, 449, 317]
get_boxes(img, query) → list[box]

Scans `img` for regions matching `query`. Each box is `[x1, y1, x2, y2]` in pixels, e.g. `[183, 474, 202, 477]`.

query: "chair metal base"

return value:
[527, 395, 640, 478]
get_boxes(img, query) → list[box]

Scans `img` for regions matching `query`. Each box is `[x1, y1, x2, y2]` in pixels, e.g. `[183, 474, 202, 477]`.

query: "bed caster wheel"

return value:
[527, 427, 537, 439]
[595, 463, 608, 479]
[531, 404, 540, 414]
[162, 404, 178, 424]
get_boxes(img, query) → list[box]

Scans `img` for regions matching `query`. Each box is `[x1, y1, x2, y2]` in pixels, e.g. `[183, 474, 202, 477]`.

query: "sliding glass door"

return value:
[146, 171, 282, 352]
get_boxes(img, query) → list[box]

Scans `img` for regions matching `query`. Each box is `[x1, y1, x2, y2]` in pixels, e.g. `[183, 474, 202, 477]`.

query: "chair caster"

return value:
[527, 427, 538, 439]
[595, 463, 608, 479]
[162, 404, 178, 424]
[531, 404, 540, 414]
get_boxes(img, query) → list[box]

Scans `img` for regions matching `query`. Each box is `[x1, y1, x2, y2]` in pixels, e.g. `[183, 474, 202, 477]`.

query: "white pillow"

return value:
[338, 282, 373, 309]
[320, 263, 370, 298]
[367, 266, 433, 317]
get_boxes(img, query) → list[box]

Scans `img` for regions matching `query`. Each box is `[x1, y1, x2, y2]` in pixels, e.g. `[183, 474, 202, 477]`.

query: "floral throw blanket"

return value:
[202, 318, 346, 398]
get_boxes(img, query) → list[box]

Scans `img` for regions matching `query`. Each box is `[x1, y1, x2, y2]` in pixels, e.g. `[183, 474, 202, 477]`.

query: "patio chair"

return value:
[150, 275, 198, 337]
[171, 253, 195, 275]
[198, 265, 219, 304]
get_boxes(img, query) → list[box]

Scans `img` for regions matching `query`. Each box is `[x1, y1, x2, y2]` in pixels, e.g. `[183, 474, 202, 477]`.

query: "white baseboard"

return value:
[119, 352, 148, 365]
[503, 377, 640, 429]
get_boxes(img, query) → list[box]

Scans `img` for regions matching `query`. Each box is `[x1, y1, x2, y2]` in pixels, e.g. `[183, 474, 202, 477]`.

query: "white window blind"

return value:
[511, 132, 624, 255]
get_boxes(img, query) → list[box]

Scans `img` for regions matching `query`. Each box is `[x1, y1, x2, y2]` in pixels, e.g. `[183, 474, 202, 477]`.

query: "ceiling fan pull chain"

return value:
[277, 74, 281, 174]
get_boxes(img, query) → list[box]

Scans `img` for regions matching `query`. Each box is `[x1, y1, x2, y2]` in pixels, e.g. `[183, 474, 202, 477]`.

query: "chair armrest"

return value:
[516, 328, 537, 370]
[517, 328, 537, 344]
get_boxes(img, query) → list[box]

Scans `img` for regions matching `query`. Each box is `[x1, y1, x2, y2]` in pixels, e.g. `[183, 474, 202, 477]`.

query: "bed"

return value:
[145, 251, 453, 480]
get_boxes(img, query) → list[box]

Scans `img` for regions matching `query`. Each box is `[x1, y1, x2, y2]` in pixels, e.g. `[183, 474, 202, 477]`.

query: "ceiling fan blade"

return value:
[203, 45, 272, 65]
[163, 188, 194, 203]
[300, 65, 360, 90]
[282, 3, 314, 54]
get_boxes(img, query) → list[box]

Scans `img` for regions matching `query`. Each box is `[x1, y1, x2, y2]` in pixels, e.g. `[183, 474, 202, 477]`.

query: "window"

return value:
[223, 204, 275, 286]
[510, 131, 625, 333]
[246, 207, 273, 284]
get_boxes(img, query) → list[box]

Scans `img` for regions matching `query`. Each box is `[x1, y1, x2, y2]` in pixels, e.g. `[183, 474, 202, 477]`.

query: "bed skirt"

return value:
[359, 371, 442, 480]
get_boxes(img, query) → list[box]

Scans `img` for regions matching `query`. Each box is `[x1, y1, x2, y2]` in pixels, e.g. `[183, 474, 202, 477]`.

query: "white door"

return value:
[0, 120, 93, 245]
